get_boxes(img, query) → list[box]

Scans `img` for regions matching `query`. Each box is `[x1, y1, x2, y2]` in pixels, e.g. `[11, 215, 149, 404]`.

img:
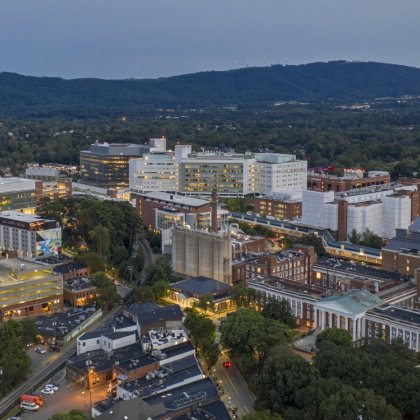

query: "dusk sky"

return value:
[1, 0, 419, 79]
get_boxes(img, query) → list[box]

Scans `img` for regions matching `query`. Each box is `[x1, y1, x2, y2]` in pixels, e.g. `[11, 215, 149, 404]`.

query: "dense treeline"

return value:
[2, 61, 420, 116]
[1, 100, 420, 177]
[36, 197, 144, 284]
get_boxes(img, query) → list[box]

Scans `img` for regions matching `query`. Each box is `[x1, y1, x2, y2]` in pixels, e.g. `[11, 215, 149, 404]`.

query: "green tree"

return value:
[134, 285, 155, 302]
[91, 272, 120, 310]
[49, 410, 92, 420]
[220, 308, 290, 363]
[243, 411, 283, 420]
[315, 328, 352, 349]
[231, 284, 257, 308]
[261, 297, 296, 328]
[184, 309, 219, 369]
[145, 256, 171, 285]
[193, 294, 215, 313]
[151, 280, 170, 301]
[89, 225, 111, 258]
[360, 228, 383, 249]
[75, 252, 105, 274]
[0, 320, 31, 396]
[254, 351, 317, 414]
[348, 229, 362, 245]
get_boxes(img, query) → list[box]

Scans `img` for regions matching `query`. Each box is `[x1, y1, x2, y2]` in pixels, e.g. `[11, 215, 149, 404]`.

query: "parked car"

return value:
[36, 347, 47, 354]
[41, 388, 55, 395]
[45, 383, 59, 392]
[7, 417, 22, 420]
[20, 401, 39, 411]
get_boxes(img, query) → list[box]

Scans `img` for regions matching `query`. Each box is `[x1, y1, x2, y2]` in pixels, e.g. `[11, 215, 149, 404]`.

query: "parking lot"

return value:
[14, 375, 109, 420]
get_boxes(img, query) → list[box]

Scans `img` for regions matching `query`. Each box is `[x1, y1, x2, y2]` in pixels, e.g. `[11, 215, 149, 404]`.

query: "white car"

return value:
[36, 347, 47, 354]
[41, 388, 55, 395]
[45, 383, 59, 392]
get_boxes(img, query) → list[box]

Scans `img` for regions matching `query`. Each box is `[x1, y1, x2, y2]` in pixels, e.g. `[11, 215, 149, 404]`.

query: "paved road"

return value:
[213, 355, 255, 419]
[0, 307, 120, 418]
[137, 236, 156, 284]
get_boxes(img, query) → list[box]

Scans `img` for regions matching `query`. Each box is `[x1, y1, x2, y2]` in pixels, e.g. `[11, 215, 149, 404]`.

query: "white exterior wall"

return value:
[102, 334, 136, 352]
[159, 348, 195, 365]
[129, 153, 176, 193]
[257, 160, 307, 194]
[77, 336, 101, 355]
[347, 202, 383, 238]
[301, 190, 338, 230]
[382, 196, 411, 239]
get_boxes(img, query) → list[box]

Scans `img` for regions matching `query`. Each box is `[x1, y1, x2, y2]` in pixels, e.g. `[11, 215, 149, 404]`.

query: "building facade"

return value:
[302, 184, 415, 240]
[0, 258, 63, 318]
[0, 177, 43, 212]
[0, 211, 62, 258]
[307, 170, 390, 192]
[251, 192, 302, 220]
[80, 142, 150, 188]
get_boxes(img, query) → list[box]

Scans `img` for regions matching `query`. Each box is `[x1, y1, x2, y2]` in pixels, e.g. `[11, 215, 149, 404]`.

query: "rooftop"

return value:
[137, 191, 210, 207]
[55, 261, 87, 276]
[144, 377, 219, 412]
[0, 177, 37, 192]
[0, 210, 55, 224]
[124, 303, 183, 325]
[370, 305, 420, 327]
[121, 355, 202, 397]
[173, 400, 231, 420]
[315, 257, 405, 283]
[316, 290, 383, 316]
[35, 307, 98, 338]
[172, 276, 231, 297]
[63, 277, 93, 292]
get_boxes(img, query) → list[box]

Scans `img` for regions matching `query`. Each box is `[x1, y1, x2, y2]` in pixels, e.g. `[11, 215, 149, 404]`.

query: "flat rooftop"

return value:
[0, 177, 36, 192]
[315, 257, 405, 283]
[35, 307, 98, 338]
[370, 305, 420, 326]
[0, 210, 55, 224]
[138, 191, 210, 207]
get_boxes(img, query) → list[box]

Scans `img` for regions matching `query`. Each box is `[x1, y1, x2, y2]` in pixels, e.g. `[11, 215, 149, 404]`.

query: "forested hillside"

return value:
[2, 61, 420, 117]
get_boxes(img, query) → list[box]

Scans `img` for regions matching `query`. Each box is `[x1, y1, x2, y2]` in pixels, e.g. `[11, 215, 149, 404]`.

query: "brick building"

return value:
[251, 192, 302, 220]
[307, 170, 390, 192]
[382, 217, 420, 276]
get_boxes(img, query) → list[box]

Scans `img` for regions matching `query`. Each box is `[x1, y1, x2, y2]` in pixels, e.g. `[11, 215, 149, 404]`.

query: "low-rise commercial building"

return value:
[251, 192, 302, 220]
[63, 277, 97, 307]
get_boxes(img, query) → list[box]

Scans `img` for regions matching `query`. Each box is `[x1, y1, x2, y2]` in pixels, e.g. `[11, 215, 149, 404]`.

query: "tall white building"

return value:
[301, 184, 415, 240]
[175, 150, 306, 197]
[255, 153, 307, 194]
[129, 153, 176, 193]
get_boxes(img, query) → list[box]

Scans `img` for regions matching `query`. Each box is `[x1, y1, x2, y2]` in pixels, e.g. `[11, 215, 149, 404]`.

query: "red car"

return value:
[223, 361, 232, 368]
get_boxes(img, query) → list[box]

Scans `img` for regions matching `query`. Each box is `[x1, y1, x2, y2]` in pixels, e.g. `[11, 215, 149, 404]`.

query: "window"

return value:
[82, 342, 86, 347]
[96, 339, 100, 344]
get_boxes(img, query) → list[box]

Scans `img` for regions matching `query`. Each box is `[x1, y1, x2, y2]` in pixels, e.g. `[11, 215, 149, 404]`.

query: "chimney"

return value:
[211, 189, 218, 233]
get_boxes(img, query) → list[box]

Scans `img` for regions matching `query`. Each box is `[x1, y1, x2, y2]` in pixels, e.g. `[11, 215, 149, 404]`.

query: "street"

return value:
[213, 355, 255, 418]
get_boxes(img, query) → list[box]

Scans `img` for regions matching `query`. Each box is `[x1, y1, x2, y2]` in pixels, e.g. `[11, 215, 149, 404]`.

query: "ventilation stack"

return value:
[211, 189, 218, 233]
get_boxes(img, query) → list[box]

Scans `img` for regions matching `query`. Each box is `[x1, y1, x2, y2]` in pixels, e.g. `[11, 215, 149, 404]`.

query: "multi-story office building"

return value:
[129, 153, 176, 193]
[255, 153, 307, 193]
[0, 177, 43, 212]
[176, 150, 257, 197]
[0, 211, 62, 259]
[80, 142, 150, 188]
[129, 144, 191, 193]
[301, 183, 416, 240]
[175, 150, 307, 197]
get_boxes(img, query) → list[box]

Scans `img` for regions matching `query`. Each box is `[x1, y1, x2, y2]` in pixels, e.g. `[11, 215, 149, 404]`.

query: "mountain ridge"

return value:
[2, 60, 420, 117]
